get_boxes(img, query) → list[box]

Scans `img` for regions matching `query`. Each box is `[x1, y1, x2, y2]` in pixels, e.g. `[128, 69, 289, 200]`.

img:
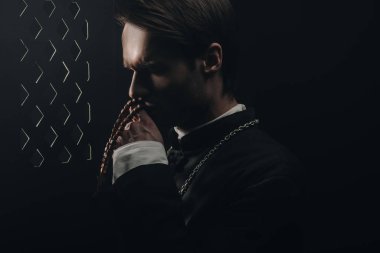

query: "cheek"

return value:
[151, 63, 200, 105]
[151, 75, 170, 90]
[151, 66, 190, 92]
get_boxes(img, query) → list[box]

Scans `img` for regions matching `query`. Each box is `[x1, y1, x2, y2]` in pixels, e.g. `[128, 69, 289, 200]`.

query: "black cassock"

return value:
[95, 107, 303, 253]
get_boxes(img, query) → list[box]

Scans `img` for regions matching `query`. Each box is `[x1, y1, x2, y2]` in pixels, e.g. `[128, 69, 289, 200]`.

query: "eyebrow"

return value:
[123, 59, 156, 70]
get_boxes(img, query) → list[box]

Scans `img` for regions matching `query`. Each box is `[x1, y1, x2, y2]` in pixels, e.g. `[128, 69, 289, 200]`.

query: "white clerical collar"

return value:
[174, 104, 246, 140]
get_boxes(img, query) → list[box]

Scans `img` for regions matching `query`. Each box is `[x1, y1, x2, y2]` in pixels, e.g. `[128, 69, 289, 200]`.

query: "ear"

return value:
[202, 43, 223, 74]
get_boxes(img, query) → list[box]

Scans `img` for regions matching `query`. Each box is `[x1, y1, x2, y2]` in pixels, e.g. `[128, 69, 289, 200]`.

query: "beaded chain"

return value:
[97, 98, 144, 191]
[178, 119, 259, 196]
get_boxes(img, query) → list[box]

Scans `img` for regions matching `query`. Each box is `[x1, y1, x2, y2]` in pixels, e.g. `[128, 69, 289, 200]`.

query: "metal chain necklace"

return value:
[177, 119, 259, 196]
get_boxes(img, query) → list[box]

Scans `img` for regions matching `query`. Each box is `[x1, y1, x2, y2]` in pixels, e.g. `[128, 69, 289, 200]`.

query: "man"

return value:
[104, 0, 303, 252]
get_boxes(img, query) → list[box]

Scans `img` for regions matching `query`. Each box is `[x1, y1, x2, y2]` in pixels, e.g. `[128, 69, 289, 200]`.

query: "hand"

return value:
[114, 108, 164, 149]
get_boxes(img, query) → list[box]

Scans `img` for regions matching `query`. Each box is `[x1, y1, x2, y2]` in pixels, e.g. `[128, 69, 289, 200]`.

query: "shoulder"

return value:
[214, 126, 303, 188]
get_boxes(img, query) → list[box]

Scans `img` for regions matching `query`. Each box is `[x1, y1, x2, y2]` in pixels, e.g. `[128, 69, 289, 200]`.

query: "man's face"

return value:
[121, 22, 210, 129]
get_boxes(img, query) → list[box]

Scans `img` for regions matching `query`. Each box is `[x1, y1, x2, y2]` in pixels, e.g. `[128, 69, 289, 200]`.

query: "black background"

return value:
[0, 0, 378, 252]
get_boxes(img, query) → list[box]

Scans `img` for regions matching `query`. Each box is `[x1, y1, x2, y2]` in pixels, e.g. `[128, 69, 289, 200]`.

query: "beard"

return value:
[145, 100, 191, 129]
[143, 72, 208, 132]
[147, 102, 209, 132]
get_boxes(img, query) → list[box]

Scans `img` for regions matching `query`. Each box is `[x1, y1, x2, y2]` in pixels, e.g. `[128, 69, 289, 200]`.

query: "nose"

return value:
[128, 71, 149, 99]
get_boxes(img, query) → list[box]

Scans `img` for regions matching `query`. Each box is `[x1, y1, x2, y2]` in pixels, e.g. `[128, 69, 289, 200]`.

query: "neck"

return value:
[176, 93, 238, 132]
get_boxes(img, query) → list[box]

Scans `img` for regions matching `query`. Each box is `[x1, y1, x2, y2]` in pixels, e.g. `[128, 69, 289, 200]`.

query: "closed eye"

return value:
[146, 63, 169, 75]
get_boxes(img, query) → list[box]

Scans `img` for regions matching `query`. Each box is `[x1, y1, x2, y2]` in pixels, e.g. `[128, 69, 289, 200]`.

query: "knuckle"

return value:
[115, 137, 122, 146]
[129, 121, 140, 129]
[124, 121, 132, 130]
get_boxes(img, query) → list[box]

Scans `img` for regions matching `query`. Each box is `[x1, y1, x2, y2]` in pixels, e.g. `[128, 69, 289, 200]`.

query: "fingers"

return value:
[128, 104, 142, 122]
[114, 125, 137, 148]
[114, 136, 124, 149]
[125, 121, 132, 130]
[126, 98, 154, 125]
[125, 120, 147, 140]
[114, 105, 162, 147]
[137, 109, 156, 127]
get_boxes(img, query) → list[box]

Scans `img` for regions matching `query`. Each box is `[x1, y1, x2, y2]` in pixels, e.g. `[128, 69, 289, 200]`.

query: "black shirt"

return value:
[106, 107, 303, 252]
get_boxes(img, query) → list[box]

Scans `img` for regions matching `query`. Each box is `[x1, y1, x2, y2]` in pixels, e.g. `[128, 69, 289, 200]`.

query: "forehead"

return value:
[121, 22, 187, 67]
[121, 23, 150, 67]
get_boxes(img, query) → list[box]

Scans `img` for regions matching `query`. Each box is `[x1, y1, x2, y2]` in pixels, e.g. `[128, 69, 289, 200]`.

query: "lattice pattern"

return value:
[18, 0, 92, 167]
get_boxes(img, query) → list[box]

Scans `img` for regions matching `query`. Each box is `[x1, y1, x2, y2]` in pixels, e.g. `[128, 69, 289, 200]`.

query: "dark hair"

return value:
[115, 0, 238, 95]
